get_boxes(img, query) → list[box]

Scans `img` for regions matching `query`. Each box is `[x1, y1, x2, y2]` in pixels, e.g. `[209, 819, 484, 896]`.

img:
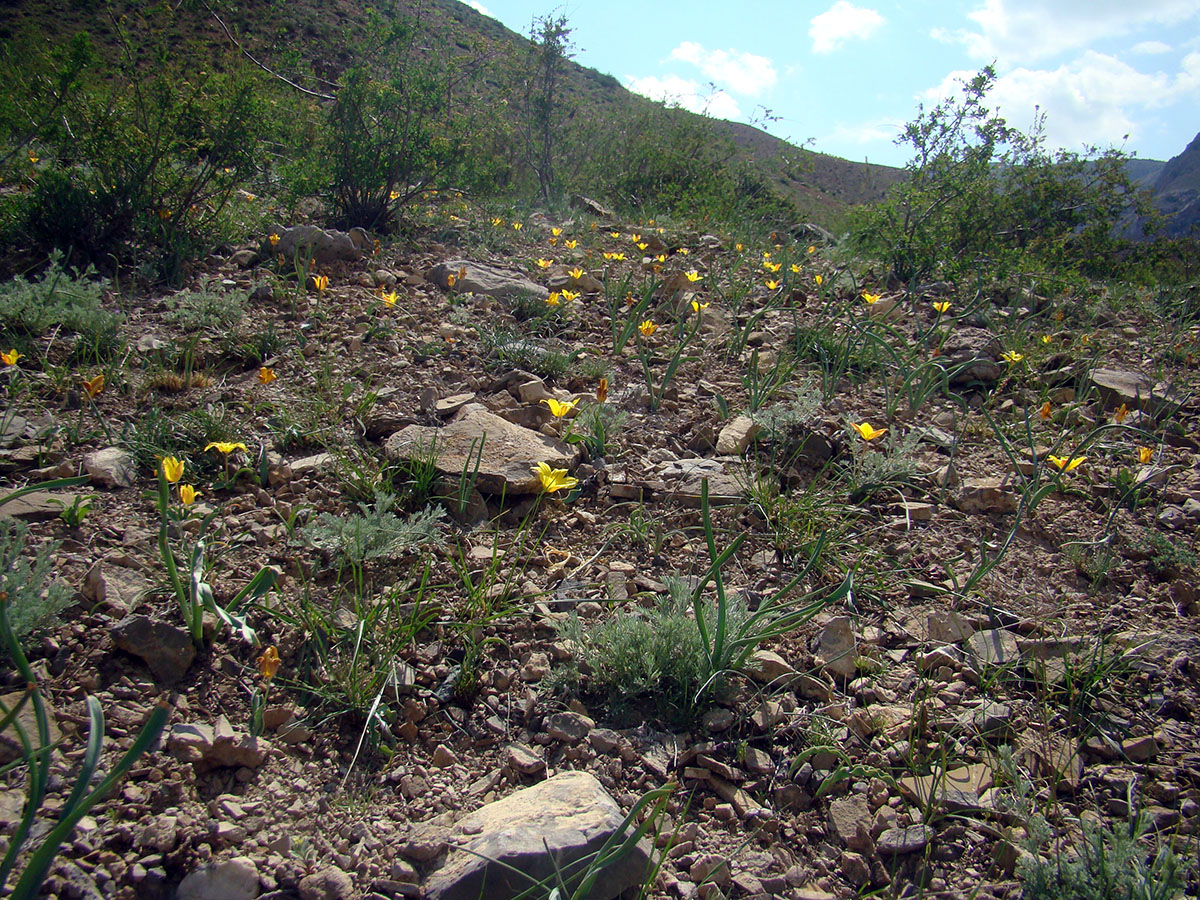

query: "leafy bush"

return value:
[0, 252, 121, 362]
[0, 520, 73, 653]
[302, 492, 444, 567]
[847, 66, 1149, 283]
[1018, 813, 1183, 900]
[1, 10, 267, 280]
[321, 8, 477, 230]
[163, 282, 247, 331]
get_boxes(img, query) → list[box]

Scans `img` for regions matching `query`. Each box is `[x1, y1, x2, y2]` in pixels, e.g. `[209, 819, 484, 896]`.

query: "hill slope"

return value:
[0, 0, 903, 225]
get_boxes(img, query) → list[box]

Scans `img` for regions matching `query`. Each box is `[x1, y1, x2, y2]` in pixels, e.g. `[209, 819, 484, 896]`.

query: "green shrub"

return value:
[163, 281, 247, 331]
[847, 66, 1149, 284]
[0, 520, 73, 654]
[556, 577, 719, 724]
[321, 7, 477, 230]
[301, 492, 444, 568]
[1, 11, 267, 280]
[1018, 813, 1183, 900]
[0, 252, 121, 362]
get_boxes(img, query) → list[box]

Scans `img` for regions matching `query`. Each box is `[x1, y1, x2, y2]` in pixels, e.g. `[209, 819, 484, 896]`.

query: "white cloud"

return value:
[948, 0, 1197, 65]
[463, 0, 492, 16]
[665, 42, 777, 96]
[1132, 40, 1172, 54]
[822, 118, 903, 147]
[623, 75, 743, 120]
[809, 2, 886, 54]
[921, 51, 1200, 152]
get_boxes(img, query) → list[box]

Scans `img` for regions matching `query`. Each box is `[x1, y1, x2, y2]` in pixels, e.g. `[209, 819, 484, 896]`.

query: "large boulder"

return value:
[385, 404, 575, 496]
[423, 771, 652, 900]
[265, 225, 368, 265]
[427, 259, 548, 301]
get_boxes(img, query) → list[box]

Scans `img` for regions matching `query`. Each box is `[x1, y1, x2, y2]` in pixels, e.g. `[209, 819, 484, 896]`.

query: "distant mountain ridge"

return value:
[1125, 131, 1200, 239]
[0, 0, 1192, 237]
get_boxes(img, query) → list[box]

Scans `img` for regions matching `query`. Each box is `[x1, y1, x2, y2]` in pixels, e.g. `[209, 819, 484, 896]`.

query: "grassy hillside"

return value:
[0, 0, 902, 227]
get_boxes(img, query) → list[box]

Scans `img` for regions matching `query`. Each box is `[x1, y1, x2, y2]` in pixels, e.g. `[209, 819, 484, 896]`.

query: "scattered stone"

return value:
[655, 458, 744, 506]
[877, 825, 934, 856]
[967, 629, 1020, 667]
[429, 259, 549, 301]
[85, 560, 150, 613]
[386, 404, 575, 495]
[299, 866, 355, 900]
[505, 743, 546, 775]
[715, 416, 760, 455]
[0, 490, 73, 522]
[545, 710, 594, 744]
[958, 701, 1013, 739]
[899, 763, 993, 812]
[83, 447, 138, 489]
[432, 744, 459, 768]
[422, 771, 651, 900]
[111, 615, 196, 683]
[953, 477, 1018, 514]
[813, 616, 858, 679]
[176, 856, 259, 900]
[828, 796, 873, 849]
[939, 327, 1005, 384]
[743, 649, 796, 685]
[1122, 735, 1157, 762]
[702, 707, 735, 733]
[1090, 367, 1157, 412]
[0, 691, 60, 766]
[926, 610, 976, 644]
[267, 224, 365, 265]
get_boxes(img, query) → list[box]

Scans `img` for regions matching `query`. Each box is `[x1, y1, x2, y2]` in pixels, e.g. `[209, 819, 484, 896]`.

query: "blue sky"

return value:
[465, 0, 1200, 167]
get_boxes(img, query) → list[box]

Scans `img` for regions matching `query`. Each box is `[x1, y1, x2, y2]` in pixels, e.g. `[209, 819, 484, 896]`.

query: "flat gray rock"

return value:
[385, 404, 575, 496]
[111, 614, 196, 683]
[423, 771, 651, 900]
[0, 490, 74, 521]
[176, 856, 259, 900]
[877, 824, 934, 855]
[656, 457, 745, 506]
[266, 224, 366, 265]
[429, 259, 548, 300]
[813, 615, 858, 679]
[84, 447, 137, 488]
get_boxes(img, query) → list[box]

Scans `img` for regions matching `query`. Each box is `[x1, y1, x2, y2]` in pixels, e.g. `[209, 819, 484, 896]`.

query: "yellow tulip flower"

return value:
[257, 645, 281, 680]
[1137, 446, 1153, 464]
[933, 301, 951, 314]
[862, 292, 881, 304]
[639, 320, 657, 337]
[533, 461, 579, 494]
[1002, 351, 1024, 364]
[1, 349, 21, 366]
[852, 422, 887, 441]
[1047, 454, 1085, 473]
[543, 397, 579, 418]
[205, 441, 249, 455]
[82, 374, 105, 399]
[686, 271, 702, 282]
[258, 366, 277, 385]
[162, 456, 184, 484]
[178, 484, 201, 506]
